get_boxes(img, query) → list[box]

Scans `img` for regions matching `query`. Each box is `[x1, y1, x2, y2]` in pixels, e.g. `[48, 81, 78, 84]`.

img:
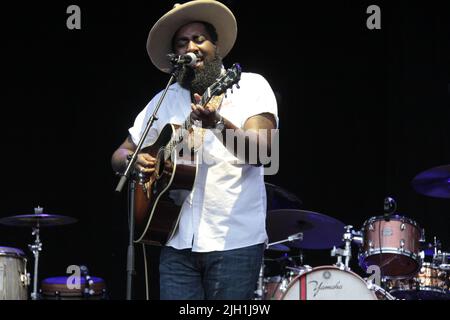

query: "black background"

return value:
[1, 0, 449, 300]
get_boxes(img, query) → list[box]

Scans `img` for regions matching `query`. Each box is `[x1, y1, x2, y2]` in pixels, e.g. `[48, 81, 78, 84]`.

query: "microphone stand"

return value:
[115, 63, 182, 300]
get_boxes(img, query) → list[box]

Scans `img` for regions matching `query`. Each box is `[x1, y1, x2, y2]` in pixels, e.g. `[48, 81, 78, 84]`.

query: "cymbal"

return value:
[266, 243, 290, 252]
[0, 214, 78, 227]
[412, 164, 450, 199]
[266, 209, 345, 249]
[265, 183, 302, 210]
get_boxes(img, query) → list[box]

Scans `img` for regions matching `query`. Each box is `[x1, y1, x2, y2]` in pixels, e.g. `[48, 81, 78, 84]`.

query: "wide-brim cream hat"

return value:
[146, 0, 237, 73]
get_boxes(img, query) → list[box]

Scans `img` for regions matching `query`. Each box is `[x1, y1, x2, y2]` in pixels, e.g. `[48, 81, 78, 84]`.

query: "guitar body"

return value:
[134, 123, 197, 245]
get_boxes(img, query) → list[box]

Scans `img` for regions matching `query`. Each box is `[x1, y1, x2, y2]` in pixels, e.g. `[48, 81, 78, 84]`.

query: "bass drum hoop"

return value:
[280, 265, 378, 300]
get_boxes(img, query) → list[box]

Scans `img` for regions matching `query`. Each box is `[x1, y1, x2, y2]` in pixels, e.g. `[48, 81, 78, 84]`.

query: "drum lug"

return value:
[368, 223, 374, 231]
[368, 240, 374, 250]
[280, 278, 290, 293]
[20, 273, 30, 286]
[400, 239, 405, 251]
[400, 223, 406, 231]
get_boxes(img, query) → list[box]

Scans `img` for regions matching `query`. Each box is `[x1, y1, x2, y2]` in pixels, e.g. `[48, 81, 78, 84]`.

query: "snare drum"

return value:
[359, 215, 422, 278]
[0, 246, 29, 300]
[279, 266, 383, 300]
[386, 262, 450, 300]
[40, 276, 107, 300]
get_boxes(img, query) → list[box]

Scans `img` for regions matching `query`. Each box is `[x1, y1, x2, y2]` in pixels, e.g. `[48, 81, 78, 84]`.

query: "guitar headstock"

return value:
[209, 63, 242, 97]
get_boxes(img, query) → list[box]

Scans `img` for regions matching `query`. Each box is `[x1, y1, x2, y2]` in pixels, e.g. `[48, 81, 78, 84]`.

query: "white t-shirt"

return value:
[129, 72, 278, 252]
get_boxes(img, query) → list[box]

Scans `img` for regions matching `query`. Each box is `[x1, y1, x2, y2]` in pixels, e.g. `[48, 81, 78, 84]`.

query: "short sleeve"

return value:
[127, 83, 191, 148]
[236, 73, 278, 128]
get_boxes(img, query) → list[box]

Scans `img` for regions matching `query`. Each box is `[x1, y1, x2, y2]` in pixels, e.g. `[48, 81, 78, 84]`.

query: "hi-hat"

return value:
[0, 214, 77, 227]
[420, 239, 441, 257]
[412, 164, 450, 199]
[266, 209, 345, 249]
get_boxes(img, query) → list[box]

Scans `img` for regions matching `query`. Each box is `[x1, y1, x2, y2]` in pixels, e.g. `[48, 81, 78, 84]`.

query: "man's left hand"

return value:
[190, 93, 220, 128]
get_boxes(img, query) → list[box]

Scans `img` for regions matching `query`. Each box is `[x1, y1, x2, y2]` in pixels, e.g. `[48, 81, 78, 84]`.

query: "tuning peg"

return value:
[236, 84, 240, 89]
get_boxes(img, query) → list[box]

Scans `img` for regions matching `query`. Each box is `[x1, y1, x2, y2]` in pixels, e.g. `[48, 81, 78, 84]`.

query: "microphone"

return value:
[383, 197, 397, 221]
[168, 52, 198, 67]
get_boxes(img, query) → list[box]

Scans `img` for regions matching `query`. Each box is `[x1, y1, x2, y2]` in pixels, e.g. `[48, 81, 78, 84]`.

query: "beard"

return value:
[176, 53, 223, 95]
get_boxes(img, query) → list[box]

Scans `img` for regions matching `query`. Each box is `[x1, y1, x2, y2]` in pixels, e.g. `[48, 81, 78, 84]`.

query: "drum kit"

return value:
[0, 164, 448, 301]
[258, 164, 450, 300]
[0, 207, 106, 300]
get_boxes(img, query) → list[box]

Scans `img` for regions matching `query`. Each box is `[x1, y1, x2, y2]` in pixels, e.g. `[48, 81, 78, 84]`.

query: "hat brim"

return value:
[147, 0, 237, 73]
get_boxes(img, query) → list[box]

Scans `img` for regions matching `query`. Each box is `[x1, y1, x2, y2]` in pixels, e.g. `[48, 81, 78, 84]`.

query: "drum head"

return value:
[281, 266, 378, 300]
[0, 246, 26, 258]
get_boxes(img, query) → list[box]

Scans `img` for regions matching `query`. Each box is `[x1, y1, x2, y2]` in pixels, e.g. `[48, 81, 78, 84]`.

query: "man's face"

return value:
[173, 22, 223, 95]
[173, 22, 217, 70]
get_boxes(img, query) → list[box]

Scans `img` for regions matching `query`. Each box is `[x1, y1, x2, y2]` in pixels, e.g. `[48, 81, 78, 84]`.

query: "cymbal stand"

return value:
[29, 223, 42, 300]
[266, 232, 303, 249]
[432, 236, 441, 257]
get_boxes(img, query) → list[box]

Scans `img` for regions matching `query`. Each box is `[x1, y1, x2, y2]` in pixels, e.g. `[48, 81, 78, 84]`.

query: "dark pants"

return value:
[159, 243, 264, 300]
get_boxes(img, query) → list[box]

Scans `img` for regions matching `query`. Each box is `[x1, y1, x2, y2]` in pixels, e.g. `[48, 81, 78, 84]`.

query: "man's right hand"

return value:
[111, 135, 158, 176]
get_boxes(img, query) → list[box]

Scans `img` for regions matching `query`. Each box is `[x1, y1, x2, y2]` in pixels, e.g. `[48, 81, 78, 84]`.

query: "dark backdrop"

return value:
[1, 0, 449, 300]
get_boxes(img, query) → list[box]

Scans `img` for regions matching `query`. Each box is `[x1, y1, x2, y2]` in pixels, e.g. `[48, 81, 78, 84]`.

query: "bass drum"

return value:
[0, 246, 29, 300]
[281, 266, 385, 300]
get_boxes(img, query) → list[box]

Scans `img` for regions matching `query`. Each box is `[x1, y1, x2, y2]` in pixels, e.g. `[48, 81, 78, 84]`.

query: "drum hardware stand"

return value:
[432, 236, 441, 257]
[430, 237, 450, 271]
[29, 206, 43, 300]
[331, 225, 356, 271]
[288, 251, 305, 268]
